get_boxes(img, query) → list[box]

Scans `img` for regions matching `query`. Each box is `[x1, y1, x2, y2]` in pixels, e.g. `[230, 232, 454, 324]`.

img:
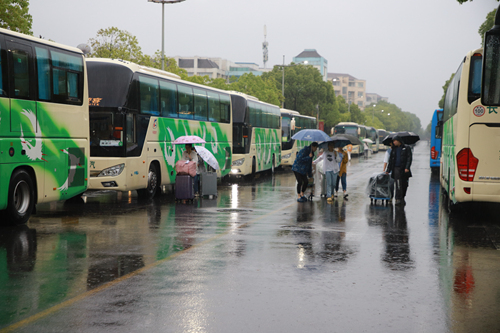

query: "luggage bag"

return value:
[200, 172, 217, 198]
[175, 174, 194, 201]
[368, 172, 391, 205]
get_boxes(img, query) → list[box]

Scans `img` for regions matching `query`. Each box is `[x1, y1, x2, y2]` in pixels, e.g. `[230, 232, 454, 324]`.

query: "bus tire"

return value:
[4, 169, 35, 225]
[138, 163, 159, 199]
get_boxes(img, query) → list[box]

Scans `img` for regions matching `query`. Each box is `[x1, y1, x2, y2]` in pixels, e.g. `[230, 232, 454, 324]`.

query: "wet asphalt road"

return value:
[1, 142, 500, 333]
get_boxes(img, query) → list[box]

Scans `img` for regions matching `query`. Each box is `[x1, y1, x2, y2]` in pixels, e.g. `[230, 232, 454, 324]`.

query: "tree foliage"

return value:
[88, 27, 143, 62]
[363, 101, 422, 134]
[438, 73, 455, 109]
[262, 64, 341, 131]
[479, 8, 497, 47]
[0, 0, 32, 35]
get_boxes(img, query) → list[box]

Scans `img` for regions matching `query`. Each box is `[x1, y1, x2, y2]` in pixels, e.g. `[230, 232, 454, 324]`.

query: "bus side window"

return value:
[193, 88, 207, 121]
[35, 47, 51, 100]
[139, 76, 159, 116]
[50, 50, 83, 104]
[207, 91, 220, 122]
[160, 80, 177, 118]
[11, 49, 30, 98]
[178, 85, 194, 119]
[220, 94, 230, 123]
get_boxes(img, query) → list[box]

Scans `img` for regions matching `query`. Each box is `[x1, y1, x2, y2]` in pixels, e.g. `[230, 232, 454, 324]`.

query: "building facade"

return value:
[328, 73, 367, 110]
[293, 49, 328, 81]
[365, 92, 389, 105]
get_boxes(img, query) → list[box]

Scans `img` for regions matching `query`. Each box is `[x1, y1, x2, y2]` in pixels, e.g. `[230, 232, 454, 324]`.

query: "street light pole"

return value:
[148, 0, 186, 71]
[282, 55, 285, 108]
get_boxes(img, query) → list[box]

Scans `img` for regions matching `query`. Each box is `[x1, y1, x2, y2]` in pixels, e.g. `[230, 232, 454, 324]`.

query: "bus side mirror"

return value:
[330, 128, 334, 135]
[291, 118, 296, 131]
[482, 4, 500, 106]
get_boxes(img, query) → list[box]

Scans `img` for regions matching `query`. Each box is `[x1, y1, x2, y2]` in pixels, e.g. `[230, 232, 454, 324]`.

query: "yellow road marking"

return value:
[0, 201, 295, 333]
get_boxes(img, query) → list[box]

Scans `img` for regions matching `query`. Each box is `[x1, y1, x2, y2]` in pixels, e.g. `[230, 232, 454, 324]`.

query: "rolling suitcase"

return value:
[200, 172, 217, 198]
[175, 174, 194, 201]
[367, 172, 391, 205]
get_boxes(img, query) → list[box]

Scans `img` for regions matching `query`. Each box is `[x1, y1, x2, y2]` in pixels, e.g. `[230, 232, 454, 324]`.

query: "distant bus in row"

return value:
[333, 122, 380, 155]
[230, 92, 281, 177]
[280, 109, 317, 166]
[430, 109, 443, 173]
[87, 58, 233, 198]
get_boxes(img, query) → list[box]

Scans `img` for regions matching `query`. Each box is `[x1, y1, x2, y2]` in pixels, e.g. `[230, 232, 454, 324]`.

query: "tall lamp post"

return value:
[148, 0, 186, 71]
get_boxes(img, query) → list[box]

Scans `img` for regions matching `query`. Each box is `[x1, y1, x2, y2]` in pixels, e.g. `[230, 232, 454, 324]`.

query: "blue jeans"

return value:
[325, 171, 338, 197]
[336, 173, 347, 192]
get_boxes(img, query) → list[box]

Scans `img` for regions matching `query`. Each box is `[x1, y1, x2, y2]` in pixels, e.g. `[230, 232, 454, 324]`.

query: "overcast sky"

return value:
[31, 0, 498, 126]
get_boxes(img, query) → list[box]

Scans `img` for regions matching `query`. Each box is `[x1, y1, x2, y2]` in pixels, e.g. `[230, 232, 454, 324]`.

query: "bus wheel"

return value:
[4, 170, 35, 225]
[138, 164, 159, 199]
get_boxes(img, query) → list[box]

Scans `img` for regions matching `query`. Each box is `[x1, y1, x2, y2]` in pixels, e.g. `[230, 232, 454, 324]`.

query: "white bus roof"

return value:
[0, 27, 83, 54]
[336, 122, 359, 126]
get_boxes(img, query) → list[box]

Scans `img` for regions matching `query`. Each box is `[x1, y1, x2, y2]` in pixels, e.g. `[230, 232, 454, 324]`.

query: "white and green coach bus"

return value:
[87, 58, 232, 198]
[0, 28, 89, 225]
[230, 92, 281, 177]
[280, 109, 317, 166]
[441, 48, 500, 209]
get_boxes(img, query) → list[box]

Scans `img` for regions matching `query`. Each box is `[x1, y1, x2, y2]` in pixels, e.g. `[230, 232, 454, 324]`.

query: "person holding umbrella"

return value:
[385, 136, 413, 206]
[314, 141, 341, 203]
[292, 142, 318, 202]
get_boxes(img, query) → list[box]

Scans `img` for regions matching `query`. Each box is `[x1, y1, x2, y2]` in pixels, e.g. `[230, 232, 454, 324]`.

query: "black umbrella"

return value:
[395, 131, 420, 145]
[319, 134, 352, 149]
[382, 134, 395, 146]
[382, 132, 420, 146]
[340, 134, 363, 147]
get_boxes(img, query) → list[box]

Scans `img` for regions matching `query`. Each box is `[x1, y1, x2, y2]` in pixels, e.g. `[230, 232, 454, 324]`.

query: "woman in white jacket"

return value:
[314, 141, 341, 203]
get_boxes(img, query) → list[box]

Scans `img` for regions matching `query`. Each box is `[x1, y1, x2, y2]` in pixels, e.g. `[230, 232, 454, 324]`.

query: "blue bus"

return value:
[430, 109, 443, 172]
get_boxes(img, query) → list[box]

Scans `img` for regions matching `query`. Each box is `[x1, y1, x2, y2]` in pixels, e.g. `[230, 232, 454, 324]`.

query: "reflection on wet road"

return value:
[1, 143, 500, 332]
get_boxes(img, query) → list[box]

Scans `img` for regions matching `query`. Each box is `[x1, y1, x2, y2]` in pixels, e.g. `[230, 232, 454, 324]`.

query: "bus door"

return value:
[7, 40, 38, 137]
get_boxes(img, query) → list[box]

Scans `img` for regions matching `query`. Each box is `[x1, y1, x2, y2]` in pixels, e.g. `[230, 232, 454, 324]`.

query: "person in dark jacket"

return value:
[385, 136, 412, 205]
[292, 142, 318, 202]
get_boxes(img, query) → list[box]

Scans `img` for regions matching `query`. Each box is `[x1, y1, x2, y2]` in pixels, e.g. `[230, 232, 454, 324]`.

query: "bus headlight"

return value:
[283, 153, 292, 159]
[98, 163, 125, 177]
[232, 158, 245, 166]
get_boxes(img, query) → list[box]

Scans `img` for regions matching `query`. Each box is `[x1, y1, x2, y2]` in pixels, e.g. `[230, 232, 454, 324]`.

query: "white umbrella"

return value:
[362, 138, 374, 144]
[194, 146, 219, 170]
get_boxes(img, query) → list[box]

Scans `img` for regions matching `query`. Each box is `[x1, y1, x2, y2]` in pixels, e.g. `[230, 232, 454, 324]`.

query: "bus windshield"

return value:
[87, 62, 134, 109]
[335, 125, 358, 136]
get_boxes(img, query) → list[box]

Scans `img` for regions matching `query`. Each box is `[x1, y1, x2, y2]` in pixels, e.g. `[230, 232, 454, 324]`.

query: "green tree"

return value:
[262, 64, 341, 129]
[228, 73, 282, 106]
[88, 27, 143, 62]
[479, 8, 497, 47]
[142, 50, 187, 77]
[0, 0, 32, 35]
[438, 73, 454, 109]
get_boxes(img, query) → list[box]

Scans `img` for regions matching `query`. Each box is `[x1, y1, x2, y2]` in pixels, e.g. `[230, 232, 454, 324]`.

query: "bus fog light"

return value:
[231, 169, 241, 174]
[98, 163, 125, 177]
[102, 181, 118, 187]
